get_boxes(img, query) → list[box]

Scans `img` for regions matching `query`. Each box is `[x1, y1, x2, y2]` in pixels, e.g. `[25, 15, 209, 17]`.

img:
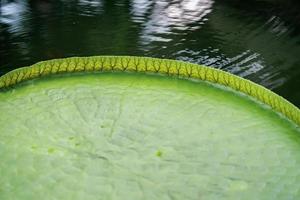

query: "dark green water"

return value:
[0, 0, 300, 106]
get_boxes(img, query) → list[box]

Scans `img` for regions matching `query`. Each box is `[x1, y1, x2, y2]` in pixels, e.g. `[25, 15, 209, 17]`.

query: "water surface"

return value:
[0, 0, 299, 106]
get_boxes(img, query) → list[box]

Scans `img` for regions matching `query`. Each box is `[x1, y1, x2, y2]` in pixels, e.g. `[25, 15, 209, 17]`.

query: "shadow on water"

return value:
[0, 0, 299, 106]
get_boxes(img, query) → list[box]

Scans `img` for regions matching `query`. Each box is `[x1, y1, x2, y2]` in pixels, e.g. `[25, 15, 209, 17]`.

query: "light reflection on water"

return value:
[0, 0, 299, 106]
[0, 1, 27, 35]
[132, 0, 213, 44]
[78, 0, 103, 16]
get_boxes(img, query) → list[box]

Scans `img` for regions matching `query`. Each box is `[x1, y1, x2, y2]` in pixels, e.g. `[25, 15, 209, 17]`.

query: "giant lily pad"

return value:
[0, 56, 299, 199]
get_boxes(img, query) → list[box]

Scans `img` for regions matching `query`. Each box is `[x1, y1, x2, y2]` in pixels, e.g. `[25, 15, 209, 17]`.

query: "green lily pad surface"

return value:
[0, 56, 299, 199]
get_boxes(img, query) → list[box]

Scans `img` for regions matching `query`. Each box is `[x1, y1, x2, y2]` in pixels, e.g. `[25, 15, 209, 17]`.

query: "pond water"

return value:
[0, 0, 299, 106]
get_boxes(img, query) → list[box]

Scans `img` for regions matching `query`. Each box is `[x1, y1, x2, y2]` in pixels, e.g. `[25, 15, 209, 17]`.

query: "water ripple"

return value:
[132, 0, 214, 45]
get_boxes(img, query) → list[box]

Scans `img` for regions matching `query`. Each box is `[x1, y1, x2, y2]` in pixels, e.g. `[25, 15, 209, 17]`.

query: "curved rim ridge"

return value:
[0, 56, 299, 126]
